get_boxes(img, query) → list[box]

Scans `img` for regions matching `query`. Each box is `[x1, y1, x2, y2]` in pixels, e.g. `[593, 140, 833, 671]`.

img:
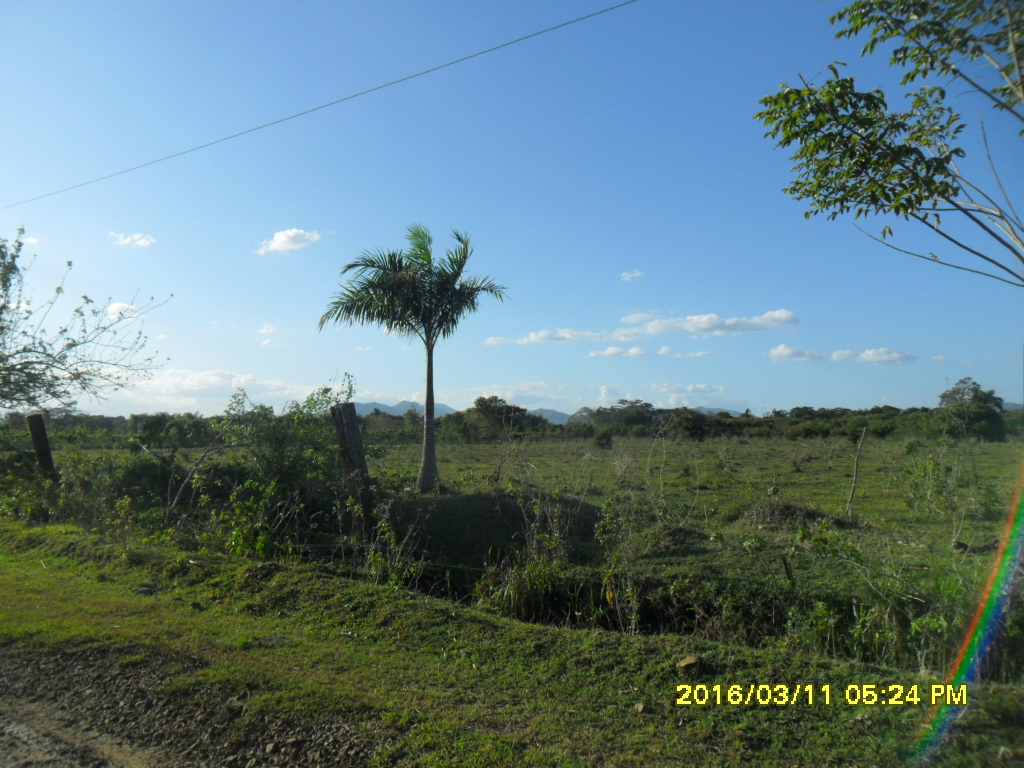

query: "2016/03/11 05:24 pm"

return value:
[675, 683, 969, 707]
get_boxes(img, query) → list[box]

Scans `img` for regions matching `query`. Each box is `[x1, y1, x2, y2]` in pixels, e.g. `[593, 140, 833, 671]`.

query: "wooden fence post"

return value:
[26, 414, 59, 482]
[330, 403, 376, 537]
[845, 427, 867, 520]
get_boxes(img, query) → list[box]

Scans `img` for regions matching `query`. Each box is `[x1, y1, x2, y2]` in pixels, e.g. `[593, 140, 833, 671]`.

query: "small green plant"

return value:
[742, 534, 766, 553]
[219, 480, 281, 559]
[0, 485, 45, 521]
[476, 545, 568, 623]
[102, 495, 136, 555]
[361, 502, 423, 590]
[602, 564, 642, 635]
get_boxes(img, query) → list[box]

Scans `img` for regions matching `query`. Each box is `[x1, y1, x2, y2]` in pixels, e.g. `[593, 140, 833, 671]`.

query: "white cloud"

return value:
[484, 337, 508, 346]
[621, 313, 657, 324]
[355, 346, 372, 351]
[258, 323, 276, 335]
[261, 339, 272, 347]
[657, 346, 672, 355]
[517, 328, 604, 345]
[619, 269, 644, 281]
[257, 228, 320, 255]
[769, 343, 825, 362]
[597, 385, 619, 406]
[518, 309, 797, 348]
[687, 350, 711, 358]
[22, 236, 39, 245]
[106, 302, 137, 320]
[435, 381, 552, 408]
[588, 346, 647, 358]
[109, 232, 156, 247]
[156, 334, 168, 340]
[652, 382, 726, 395]
[115, 368, 313, 413]
[686, 384, 725, 394]
[618, 309, 797, 339]
[858, 348, 916, 364]
[830, 348, 914, 363]
[650, 382, 729, 409]
[931, 355, 949, 362]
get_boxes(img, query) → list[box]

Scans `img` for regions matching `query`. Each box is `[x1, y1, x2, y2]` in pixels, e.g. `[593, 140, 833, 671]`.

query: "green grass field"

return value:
[1, 434, 1022, 765]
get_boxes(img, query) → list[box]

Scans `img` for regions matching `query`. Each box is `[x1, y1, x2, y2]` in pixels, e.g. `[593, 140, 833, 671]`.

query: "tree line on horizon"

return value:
[4, 377, 1017, 450]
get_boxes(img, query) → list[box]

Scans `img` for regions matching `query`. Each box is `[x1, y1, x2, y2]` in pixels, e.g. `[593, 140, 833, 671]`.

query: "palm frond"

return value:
[405, 224, 434, 266]
[434, 276, 507, 340]
[319, 224, 506, 346]
[341, 248, 406, 277]
[443, 229, 473, 276]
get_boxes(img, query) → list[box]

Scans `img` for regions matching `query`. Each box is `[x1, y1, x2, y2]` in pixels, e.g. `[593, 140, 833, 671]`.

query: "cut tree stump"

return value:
[26, 414, 59, 482]
[330, 402, 376, 537]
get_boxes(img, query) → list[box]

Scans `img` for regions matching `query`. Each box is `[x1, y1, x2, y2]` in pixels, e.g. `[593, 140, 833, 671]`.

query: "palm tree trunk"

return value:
[417, 341, 439, 492]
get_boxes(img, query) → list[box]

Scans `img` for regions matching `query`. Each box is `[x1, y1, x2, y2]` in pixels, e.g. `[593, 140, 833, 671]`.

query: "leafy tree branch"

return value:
[755, 0, 1023, 287]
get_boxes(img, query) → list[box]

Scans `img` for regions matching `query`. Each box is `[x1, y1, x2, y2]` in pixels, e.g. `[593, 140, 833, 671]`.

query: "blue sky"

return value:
[2, 0, 1021, 417]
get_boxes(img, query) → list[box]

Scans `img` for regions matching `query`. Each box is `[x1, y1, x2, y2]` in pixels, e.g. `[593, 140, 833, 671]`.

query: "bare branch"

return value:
[0, 232, 168, 409]
[979, 115, 1023, 227]
[855, 222, 1024, 286]
[937, 193, 1024, 267]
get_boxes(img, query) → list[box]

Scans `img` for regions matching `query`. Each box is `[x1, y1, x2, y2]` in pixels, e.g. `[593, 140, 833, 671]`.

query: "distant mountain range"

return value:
[528, 408, 571, 424]
[354, 401, 456, 417]
[1004, 402, 1022, 411]
[355, 402, 583, 424]
[693, 406, 744, 417]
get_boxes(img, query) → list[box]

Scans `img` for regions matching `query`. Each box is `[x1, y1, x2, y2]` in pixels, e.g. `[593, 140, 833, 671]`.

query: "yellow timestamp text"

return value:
[675, 683, 968, 707]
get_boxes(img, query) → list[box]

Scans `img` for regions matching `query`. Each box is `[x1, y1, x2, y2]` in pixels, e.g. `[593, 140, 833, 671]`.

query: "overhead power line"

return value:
[2, 0, 641, 212]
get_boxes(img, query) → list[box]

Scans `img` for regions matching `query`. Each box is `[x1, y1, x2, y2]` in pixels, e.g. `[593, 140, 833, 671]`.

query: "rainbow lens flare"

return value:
[911, 463, 1024, 762]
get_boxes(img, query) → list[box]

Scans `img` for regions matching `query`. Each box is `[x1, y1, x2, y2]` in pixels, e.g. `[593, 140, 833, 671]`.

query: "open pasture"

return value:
[364, 436, 1022, 673]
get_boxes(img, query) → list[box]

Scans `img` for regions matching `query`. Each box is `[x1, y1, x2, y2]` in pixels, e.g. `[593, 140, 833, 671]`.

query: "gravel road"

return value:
[0, 697, 159, 767]
[0, 646, 387, 767]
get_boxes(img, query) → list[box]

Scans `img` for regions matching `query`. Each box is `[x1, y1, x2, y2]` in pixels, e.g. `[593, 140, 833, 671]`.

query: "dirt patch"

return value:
[0, 645, 396, 767]
[744, 498, 833, 529]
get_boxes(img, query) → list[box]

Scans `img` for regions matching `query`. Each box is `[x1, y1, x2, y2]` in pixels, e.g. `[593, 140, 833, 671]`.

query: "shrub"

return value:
[592, 427, 613, 450]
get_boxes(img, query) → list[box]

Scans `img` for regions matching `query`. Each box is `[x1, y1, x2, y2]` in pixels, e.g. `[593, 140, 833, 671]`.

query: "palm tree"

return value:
[319, 224, 506, 491]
